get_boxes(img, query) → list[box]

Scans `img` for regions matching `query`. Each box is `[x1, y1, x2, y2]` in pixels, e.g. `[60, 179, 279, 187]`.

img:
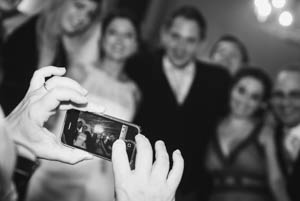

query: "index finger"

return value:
[59, 101, 105, 115]
[112, 139, 131, 181]
[45, 76, 88, 95]
[135, 134, 153, 177]
[29, 66, 66, 92]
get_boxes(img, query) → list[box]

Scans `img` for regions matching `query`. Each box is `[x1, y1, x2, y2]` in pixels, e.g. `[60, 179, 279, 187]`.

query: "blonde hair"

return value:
[36, 0, 103, 67]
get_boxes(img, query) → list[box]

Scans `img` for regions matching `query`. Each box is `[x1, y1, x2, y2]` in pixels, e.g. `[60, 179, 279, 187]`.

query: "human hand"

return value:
[5, 66, 104, 164]
[112, 135, 184, 201]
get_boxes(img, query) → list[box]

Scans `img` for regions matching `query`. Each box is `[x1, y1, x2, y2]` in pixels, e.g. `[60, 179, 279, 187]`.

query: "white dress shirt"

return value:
[163, 56, 196, 105]
[284, 124, 300, 161]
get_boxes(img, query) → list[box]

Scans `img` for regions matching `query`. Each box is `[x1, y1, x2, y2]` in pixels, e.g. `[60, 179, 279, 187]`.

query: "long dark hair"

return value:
[229, 67, 272, 119]
[99, 9, 140, 60]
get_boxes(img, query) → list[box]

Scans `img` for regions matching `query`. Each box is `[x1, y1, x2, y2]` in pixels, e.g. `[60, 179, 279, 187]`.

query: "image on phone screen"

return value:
[61, 109, 140, 162]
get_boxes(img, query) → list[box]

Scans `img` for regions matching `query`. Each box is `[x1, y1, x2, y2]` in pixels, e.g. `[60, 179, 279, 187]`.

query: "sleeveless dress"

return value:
[205, 122, 274, 201]
[26, 67, 140, 201]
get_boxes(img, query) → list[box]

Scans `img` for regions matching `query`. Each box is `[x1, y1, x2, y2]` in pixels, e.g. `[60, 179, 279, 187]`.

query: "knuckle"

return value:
[25, 92, 39, 105]
[47, 76, 59, 86]
[159, 153, 170, 167]
[32, 69, 41, 78]
[160, 152, 169, 161]
[69, 159, 77, 165]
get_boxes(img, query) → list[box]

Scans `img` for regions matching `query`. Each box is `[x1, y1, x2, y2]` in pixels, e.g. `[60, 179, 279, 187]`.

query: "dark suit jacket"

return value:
[128, 50, 231, 199]
[275, 124, 300, 201]
[287, 157, 300, 201]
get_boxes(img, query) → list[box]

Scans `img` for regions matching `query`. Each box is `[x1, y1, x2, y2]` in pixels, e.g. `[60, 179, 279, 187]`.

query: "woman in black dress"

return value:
[205, 67, 290, 201]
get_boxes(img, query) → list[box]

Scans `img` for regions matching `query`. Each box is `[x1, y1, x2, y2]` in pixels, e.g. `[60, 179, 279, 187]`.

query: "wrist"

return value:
[10, 127, 41, 179]
[5, 116, 27, 146]
[16, 144, 37, 162]
[5, 117, 38, 157]
[14, 145, 40, 184]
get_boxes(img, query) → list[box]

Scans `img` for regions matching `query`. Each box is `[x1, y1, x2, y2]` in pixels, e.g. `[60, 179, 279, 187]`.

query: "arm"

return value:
[0, 66, 107, 199]
[259, 126, 291, 201]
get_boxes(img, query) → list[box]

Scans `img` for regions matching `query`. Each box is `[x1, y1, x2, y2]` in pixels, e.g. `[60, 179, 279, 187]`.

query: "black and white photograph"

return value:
[1, 0, 300, 201]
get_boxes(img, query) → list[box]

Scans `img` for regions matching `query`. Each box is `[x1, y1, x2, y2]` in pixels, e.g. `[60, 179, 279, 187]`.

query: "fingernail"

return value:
[136, 134, 145, 140]
[113, 139, 126, 149]
[118, 139, 127, 145]
[157, 140, 165, 146]
[59, 67, 66, 72]
[174, 149, 181, 155]
[114, 139, 123, 144]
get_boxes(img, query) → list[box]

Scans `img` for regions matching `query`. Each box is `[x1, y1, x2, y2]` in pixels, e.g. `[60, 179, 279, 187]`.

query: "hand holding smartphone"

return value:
[61, 109, 141, 165]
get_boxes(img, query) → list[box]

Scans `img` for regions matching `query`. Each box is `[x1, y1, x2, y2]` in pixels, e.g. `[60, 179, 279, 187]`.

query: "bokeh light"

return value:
[272, 0, 286, 9]
[254, 0, 272, 21]
[278, 11, 294, 26]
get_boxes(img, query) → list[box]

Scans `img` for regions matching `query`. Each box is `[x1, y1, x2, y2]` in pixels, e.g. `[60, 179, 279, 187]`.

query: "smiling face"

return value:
[60, 0, 99, 36]
[101, 17, 138, 62]
[164, 16, 201, 68]
[230, 76, 265, 119]
[211, 41, 243, 75]
[271, 71, 300, 128]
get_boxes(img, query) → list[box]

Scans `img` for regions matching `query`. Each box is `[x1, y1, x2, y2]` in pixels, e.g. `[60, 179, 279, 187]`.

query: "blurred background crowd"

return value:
[1, 0, 300, 201]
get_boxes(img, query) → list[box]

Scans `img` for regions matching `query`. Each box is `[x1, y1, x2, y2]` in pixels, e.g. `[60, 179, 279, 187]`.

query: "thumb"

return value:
[52, 144, 94, 164]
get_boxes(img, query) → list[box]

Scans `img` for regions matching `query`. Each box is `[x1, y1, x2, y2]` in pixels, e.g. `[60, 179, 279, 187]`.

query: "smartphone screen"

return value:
[61, 109, 140, 163]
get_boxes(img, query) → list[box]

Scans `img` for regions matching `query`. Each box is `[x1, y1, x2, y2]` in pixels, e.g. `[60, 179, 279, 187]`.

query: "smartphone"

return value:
[61, 109, 141, 164]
